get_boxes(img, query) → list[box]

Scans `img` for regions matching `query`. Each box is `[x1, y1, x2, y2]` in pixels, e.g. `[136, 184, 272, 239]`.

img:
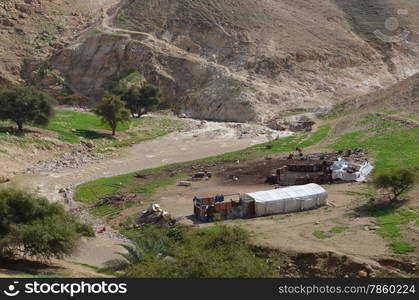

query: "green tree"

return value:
[94, 92, 131, 136]
[0, 188, 94, 259]
[0, 85, 55, 131]
[373, 168, 417, 202]
[121, 84, 163, 118]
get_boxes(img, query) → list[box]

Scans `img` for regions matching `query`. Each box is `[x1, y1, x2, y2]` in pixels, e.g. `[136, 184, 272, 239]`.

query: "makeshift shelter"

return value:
[241, 183, 328, 217]
[330, 158, 374, 182]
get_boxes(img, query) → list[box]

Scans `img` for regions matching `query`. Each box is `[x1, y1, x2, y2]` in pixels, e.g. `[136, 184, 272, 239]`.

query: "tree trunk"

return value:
[17, 122, 23, 131]
[112, 125, 116, 136]
[135, 106, 142, 118]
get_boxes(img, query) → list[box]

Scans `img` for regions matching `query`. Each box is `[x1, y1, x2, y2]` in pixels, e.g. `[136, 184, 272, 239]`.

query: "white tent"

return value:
[241, 183, 328, 217]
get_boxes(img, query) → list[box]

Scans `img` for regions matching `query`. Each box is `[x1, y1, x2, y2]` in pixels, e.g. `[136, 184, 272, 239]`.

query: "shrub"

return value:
[94, 92, 131, 136]
[0, 188, 94, 259]
[0, 85, 55, 131]
[103, 225, 172, 272]
[120, 84, 163, 118]
[373, 168, 417, 202]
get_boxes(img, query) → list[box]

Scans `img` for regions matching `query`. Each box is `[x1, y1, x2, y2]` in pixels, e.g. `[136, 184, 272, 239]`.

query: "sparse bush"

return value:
[0, 188, 94, 259]
[94, 92, 131, 136]
[0, 85, 55, 131]
[372, 168, 417, 202]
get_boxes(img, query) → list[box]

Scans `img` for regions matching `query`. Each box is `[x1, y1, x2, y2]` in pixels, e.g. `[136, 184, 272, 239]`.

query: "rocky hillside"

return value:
[5, 0, 419, 126]
[0, 0, 118, 83]
[351, 71, 419, 112]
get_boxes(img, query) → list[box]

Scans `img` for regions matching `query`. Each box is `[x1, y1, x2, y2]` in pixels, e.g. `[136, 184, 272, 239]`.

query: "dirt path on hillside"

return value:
[6, 121, 291, 267]
[99, 0, 280, 92]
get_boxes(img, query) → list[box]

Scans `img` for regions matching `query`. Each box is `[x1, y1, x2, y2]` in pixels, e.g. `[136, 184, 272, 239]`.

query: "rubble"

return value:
[73, 206, 130, 243]
[266, 149, 372, 186]
[136, 203, 175, 226]
[0, 175, 10, 184]
[183, 119, 293, 141]
[26, 143, 112, 173]
[64, 184, 130, 243]
[95, 194, 136, 208]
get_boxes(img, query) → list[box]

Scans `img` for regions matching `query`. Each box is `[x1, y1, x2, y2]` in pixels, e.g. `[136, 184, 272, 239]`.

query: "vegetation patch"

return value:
[0, 131, 56, 147]
[312, 231, 331, 239]
[371, 206, 418, 239]
[103, 225, 277, 278]
[34, 109, 123, 143]
[329, 114, 419, 172]
[388, 242, 416, 254]
[366, 204, 419, 254]
[25, 109, 184, 146]
[329, 226, 347, 234]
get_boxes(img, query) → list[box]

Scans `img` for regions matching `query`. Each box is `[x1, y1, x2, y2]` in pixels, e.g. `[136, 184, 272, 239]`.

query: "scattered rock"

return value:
[81, 140, 94, 149]
[163, 256, 176, 263]
[136, 203, 175, 227]
[0, 175, 10, 184]
[358, 270, 368, 278]
[26, 144, 110, 173]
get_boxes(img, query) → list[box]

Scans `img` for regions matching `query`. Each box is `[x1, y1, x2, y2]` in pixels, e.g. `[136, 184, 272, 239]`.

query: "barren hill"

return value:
[3, 0, 419, 126]
[352, 71, 419, 112]
[0, 0, 119, 83]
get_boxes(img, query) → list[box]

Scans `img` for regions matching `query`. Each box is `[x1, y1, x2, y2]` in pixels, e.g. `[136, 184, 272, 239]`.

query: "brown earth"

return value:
[0, 0, 120, 83]
[99, 152, 418, 276]
[0, 258, 110, 278]
[0, 125, 65, 178]
[1, 0, 419, 126]
[34, 0, 419, 126]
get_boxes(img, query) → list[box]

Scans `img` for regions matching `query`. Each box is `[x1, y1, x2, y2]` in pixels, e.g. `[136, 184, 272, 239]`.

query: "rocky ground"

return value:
[0, 0, 120, 83]
[26, 143, 112, 173]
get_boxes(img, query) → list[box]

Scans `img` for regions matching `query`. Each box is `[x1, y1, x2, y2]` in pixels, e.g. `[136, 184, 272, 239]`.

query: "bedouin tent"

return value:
[241, 183, 328, 217]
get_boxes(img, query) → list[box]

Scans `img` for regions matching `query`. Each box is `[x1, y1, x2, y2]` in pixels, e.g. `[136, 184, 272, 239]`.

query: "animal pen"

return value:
[266, 157, 373, 186]
[267, 160, 334, 186]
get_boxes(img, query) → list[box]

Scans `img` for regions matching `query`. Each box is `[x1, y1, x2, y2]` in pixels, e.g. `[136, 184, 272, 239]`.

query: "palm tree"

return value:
[102, 232, 171, 272]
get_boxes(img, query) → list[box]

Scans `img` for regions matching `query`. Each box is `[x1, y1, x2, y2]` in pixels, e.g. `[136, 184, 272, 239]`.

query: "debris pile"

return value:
[136, 203, 175, 226]
[266, 149, 372, 186]
[94, 194, 136, 208]
[27, 143, 111, 173]
[0, 175, 10, 184]
[330, 158, 374, 182]
[190, 171, 212, 181]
